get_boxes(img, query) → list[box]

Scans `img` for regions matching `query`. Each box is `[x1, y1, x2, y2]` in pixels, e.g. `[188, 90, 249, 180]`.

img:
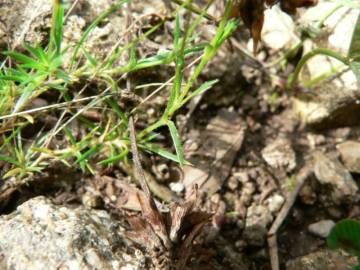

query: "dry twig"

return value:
[267, 163, 313, 270]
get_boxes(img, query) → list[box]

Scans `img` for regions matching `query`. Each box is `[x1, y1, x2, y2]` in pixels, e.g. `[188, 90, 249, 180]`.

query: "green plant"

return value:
[285, 3, 360, 89]
[327, 219, 360, 270]
[0, 0, 238, 179]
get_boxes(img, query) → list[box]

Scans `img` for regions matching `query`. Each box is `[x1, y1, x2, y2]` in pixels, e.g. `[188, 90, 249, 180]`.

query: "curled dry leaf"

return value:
[280, 0, 318, 15]
[231, 0, 318, 53]
[126, 117, 212, 269]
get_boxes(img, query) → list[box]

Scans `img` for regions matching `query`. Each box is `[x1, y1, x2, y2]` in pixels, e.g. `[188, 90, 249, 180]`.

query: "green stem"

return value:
[304, 64, 346, 88]
[316, 4, 343, 29]
[270, 3, 343, 67]
[138, 118, 166, 138]
[138, 0, 234, 139]
[287, 48, 349, 89]
[169, 0, 216, 21]
[175, 0, 233, 106]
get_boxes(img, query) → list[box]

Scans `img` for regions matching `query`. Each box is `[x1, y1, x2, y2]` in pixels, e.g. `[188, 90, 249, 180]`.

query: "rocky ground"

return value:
[0, 0, 359, 269]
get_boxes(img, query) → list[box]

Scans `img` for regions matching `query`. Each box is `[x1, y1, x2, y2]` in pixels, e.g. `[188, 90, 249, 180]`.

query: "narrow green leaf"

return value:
[20, 62, 45, 71]
[141, 143, 191, 165]
[82, 48, 98, 67]
[13, 83, 36, 113]
[174, 15, 181, 48]
[3, 168, 23, 178]
[128, 46, 138, 68]
[350, 62, 360, 82]
[3, 51, 39, 67]
[334, 0, 360, 9]
[76, 144, 102, 164]
[98, 149, 128, 165]
[47, 83, 65, 91]
[106, 97, 128, 124]
[63, 127, 77, 145]
[0, 75, 26, 83]
[143, 133, 160, 143]
[50, 0, 65, 55]
[23, 43, 48, 64]
[167, 120, 185, 165]
[348, 13, 360, 82]
[181, 79, 218, 106]
[0, 127, 22, 152]
[0, 154, 20, 166]
[55, 70, 70, 83]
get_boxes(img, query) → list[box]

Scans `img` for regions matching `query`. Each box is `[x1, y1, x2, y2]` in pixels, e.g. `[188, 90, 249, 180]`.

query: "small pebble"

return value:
[308, 220, 335, 238]
[266, 194, 285, 213]
[169, 182, 184, 193]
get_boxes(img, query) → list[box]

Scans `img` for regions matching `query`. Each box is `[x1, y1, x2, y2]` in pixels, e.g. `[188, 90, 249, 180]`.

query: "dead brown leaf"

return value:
[280, 0, 318, 15]
[126, 117, 212, 270]
[231, 0, 318, 53]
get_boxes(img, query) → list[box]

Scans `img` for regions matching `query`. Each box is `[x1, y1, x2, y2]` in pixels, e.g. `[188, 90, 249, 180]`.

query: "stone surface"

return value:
[0, 196, 143, 270]
[337, 141, 360, 173]
[262, 6, 296, 50]
[0, 0, 51, 49]
[243, 204, 273, 247]
[308, 220, 335, 238]
[314, 152, 358, 204]
[261, 138, 296, 172]
[243, 224, 268, 247]
[265, 194, 285, 213]
[286, 249, 357, 270]
[246, 204, 273, 228]
[182, 109, 246, 197]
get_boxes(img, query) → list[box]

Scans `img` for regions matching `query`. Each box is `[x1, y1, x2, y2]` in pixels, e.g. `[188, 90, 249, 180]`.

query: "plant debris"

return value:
[126, 117, 212, 269]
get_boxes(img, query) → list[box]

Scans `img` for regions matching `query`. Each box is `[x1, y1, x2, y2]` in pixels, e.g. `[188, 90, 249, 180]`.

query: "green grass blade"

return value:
[3, 51, 39, 68]
[98, 149, 128, 165]
[23, 43, 48, 64]
[348, 13, 360, 81]
[82, 48, 98, 67]
[0, 75, 26, 83]
[49, 0, 65, 55]
[141, 143, 190, 165]
[76, 144, 102, 164]
[180, 79, 218, 107]
[3, 168, 23, 179]
[167, 120, 185, 165]
[106, 97, 128, 124]
[13, 83, 36, 113]
[0, 154, 20, 166]
[63, 127, 77, 145]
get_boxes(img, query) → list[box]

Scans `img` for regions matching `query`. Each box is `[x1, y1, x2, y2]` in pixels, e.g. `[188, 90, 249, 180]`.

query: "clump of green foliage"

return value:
[0, 0, 238, 178]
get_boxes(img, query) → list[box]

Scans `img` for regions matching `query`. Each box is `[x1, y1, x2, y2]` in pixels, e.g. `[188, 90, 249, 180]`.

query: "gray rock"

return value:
[243, 204, 273, 247]
[0, 196, 144, 270]
[261, 138, 296, 172]
[265, 194, 285, 213]
[243, 224, 267, 247]
[286, 249, 357, 270]
[242, 203, 273, 246]
[308, 220, 335, 238]
[246, 204, 273, 228]
[337, 141, 360, 173]
[314, 152, 358, 204]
